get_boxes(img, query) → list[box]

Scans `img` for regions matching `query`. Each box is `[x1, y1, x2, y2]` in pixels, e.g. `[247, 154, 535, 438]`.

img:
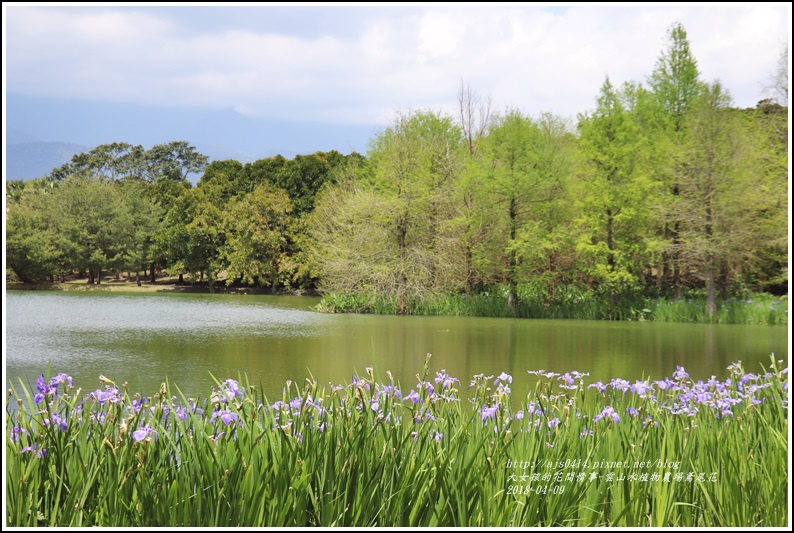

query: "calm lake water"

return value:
[5, 291, 789, 400]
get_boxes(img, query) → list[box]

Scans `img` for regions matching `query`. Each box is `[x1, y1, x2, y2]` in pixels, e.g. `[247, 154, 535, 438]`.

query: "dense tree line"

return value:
[7, 140, 359, 290]
[6, 24, 788, 318]
[308, 24, 788, 316]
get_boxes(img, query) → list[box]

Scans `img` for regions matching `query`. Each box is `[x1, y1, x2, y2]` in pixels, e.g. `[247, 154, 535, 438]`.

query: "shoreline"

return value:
[5, 280, 317, 297]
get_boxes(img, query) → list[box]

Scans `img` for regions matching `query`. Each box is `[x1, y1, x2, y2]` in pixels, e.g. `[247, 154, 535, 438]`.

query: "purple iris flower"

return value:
[212, 409, 239, 427]
[494, 372, 513, 386]
[547, 418, 560, 429]
[50, 413, 69, 431]
[405, 390, 421, 404]
[594, 406, 620, 424]
[132, 427, 154, 442]
[631, 381, 651, 396]
[558, 373, 578, 390]
[222, 378, 245, 401]
[34, 375, 51, 405]
[132, 398, 148, 414]
[49, 373, 73, 389]
[174, 405, 190, 421]
[89, 386, 122, 405]
[380, 384, 402, 399]
[435, 371, 459, 390]
[481, 405, 499, 422]
[673, 366, 690, 381]
[417, 381, 435, 395]
[20, 443, 47, 458]
[588, 381, 607, 394]
[609, 378, 631, 393]
[10, 427, 30, 442]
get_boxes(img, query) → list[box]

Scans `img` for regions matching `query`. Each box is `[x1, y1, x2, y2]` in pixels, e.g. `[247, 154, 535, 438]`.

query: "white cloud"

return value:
[5, 4, 791, 125]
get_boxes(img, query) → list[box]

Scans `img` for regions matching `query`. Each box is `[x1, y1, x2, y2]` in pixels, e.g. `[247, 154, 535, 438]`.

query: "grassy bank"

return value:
[6, 356, 788, 526]
[317, 285, 788, 325]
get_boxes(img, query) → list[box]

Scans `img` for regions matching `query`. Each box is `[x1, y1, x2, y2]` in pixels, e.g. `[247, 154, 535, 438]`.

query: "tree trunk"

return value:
[96, 267, 101, 285]
[88, 269, 95, 284]
[706, 258, 716, 319]
[507, 198, 519, 317]
[150, 262, 156, 283]
[672, 184, 682, 299]
[136, 271, 141, 287]
[178, 273, 184, 284]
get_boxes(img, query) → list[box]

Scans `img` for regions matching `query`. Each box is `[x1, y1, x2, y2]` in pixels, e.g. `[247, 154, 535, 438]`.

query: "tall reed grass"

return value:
[317, 285, 788, 326]
[6, 356, 788, 526]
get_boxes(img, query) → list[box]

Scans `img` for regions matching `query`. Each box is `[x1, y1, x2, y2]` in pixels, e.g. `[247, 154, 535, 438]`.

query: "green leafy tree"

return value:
[310, 111, 465, 312]
[678, 82, 784, 316]
[575, 78, 663, 300]
[142, 141, 209, 184]
[197, 160, 247, 205]
[478, 109, 566, 315]
[156, 188, 224, 285]
[6, 184, 64, 282]
[53, 175, 132, 284]
[222, 183, 294, 288]
[50, 143, 143, 182]
[118, 182, 163, 285]
[646, 22, 705, 296]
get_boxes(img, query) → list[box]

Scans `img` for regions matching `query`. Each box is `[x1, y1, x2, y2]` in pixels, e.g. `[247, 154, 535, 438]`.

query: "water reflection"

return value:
[5, 291, 787, 401]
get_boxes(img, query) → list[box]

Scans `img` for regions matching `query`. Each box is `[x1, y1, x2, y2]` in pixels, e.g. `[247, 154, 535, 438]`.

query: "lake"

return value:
[4, 291, 788, 400]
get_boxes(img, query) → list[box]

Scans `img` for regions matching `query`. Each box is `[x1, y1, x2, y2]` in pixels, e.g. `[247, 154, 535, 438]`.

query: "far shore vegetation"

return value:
[7, 25, 788, 325]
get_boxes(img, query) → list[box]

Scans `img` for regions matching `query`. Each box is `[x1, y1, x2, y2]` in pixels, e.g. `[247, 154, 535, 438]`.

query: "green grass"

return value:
[6, 357, 789, 526]
[317, 285, 788, 326]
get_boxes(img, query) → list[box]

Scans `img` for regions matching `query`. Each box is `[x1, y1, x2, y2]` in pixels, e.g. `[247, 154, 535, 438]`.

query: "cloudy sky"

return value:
[4, 3, 791, 131]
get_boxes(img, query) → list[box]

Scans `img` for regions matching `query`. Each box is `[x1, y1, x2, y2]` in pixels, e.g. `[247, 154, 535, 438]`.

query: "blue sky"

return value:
[3, 3, 791, 151]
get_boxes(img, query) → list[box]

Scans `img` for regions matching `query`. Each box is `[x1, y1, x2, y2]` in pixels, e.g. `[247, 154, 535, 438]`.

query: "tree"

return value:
[156, 188, 223, 286]
[53, 175, 132, 284]
[647, 22, 705, 297]
[197, 159, 246, 205]
[575, 78, 662, 301]
[478, 109, 566, 315]
[272, 153, 333, 216]
[6, 184, 64, 282]
[310, 110, 465, 312]
[118, 182, 162, 285]
[221, 183, 294, 288]
[763, 46, 788, 107]
[143, 141, 209, 184]
[458, 80, 491, 155]
[50, 143, 143, 182]
[679, 82, 786, 316]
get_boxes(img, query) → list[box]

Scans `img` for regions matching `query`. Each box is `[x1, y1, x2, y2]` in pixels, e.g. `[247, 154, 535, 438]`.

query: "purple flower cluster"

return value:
[8, 361, 787, 460]
[34, 373, 73, 405]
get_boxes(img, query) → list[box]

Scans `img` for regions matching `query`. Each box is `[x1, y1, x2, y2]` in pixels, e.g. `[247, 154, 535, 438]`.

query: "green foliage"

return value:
[575, 78, 663, 296]
[6, 359, 788, 526]
[317, 285, 787, 326]
[7, 24, 788, 307]
[6, 185, 64, 282]
[311, 110, 468, 312]
[222, 183, 294, 287]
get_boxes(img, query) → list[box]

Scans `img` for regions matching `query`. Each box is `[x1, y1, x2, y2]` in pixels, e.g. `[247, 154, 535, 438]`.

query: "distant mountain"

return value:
[6, 141, 91, 181]
[7, 127, 42, 145]
[5, 93, 378, 181]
